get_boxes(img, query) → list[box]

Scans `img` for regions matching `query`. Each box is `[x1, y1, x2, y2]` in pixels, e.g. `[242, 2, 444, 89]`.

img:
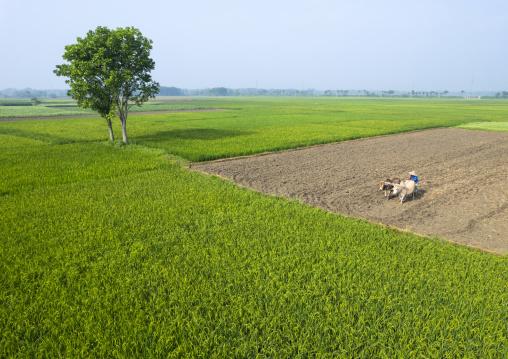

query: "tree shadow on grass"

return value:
[137, 128, 255, 141]
[0, 126, 88, 145]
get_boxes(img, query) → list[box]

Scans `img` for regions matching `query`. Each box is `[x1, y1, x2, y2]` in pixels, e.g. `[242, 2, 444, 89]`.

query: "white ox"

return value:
[392, 180, 416, 203]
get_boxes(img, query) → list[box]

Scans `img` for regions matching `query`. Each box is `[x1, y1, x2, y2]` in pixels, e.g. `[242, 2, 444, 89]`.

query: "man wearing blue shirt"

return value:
[409, 171, 418, 193]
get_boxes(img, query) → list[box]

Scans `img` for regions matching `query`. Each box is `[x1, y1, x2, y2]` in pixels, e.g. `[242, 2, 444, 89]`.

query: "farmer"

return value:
[409, 171, 419, 193]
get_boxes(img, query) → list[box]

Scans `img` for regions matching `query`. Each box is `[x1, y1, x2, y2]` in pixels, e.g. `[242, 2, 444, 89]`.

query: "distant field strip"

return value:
[456, 121, 508, 132]
[0, 99, 212, 118]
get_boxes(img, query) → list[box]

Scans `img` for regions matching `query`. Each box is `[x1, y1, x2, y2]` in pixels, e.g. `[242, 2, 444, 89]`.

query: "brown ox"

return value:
[379, 178, 401, 199]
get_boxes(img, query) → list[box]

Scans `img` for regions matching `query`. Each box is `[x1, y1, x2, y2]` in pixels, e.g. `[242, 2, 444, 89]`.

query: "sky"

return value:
[1, 0, 507, 92]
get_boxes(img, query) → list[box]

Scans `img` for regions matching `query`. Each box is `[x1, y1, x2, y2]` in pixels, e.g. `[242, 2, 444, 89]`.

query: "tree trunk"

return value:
[103, 116, 115, 140]
[117, 96, 129, 144]
[107, 121, 115, 141]
[121, 117, 128, 144]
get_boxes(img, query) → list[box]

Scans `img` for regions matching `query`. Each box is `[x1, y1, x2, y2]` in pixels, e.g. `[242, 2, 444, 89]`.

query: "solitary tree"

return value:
[54, 26, 159, 143]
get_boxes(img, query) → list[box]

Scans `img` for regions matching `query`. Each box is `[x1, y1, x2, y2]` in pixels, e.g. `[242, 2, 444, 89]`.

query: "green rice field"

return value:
[456, 121, 508, 132]
[1, 98, 507, 357]
[0, 98, 212, 118]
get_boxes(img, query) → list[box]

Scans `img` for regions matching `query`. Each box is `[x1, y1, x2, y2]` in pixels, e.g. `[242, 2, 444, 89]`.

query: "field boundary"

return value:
[190, 128, 508, 254]
[0, 108, 228, 121]
[188, 127, 446, 165]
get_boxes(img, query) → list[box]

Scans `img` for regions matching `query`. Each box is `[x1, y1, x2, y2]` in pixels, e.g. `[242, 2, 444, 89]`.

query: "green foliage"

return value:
[1, 98, 508, 357]
[54, 26, 160, 142]
[30, 97, 42, 106]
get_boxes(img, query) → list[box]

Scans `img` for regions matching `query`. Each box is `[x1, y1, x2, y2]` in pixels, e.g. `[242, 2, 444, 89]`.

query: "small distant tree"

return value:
[31, 97, 41, 106]
[54, 26, 159, 143]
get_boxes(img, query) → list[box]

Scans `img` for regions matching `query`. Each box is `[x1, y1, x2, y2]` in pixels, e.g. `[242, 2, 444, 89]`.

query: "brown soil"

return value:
[0, 108, 227, 122]
[190, 128, 508, 254]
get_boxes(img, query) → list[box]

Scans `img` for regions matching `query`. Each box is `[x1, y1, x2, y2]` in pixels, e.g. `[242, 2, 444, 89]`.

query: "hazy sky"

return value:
[1, 0, 507, 92]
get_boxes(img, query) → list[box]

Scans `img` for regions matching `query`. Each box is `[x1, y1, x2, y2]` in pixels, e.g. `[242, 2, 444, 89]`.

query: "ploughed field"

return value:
[191, 128, 508, 254]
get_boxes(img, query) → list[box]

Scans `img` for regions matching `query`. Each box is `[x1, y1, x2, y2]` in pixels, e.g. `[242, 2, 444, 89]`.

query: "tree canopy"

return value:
[54, 26, 159, 143]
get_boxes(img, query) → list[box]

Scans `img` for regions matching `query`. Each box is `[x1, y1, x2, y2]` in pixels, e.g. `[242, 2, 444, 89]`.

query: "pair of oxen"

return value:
[379, 176, 417, 203]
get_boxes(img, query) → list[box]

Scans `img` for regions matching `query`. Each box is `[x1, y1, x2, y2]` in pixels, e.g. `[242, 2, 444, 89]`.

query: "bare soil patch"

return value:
[190, 128, 508, 254]
[0, 109, 227, 122]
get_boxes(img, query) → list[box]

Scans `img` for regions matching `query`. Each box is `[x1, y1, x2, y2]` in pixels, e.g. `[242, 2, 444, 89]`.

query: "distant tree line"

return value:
[158, 87, 480, 98]
[0, 88, 67, 98]
[3, 86, 507, 99]
[159, 87, 354, 97]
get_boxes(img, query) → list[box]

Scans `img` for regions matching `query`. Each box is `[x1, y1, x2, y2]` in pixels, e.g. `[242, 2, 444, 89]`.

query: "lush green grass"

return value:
[456, 121, 508, 132]
[1, 98, 508, 357]
[0, 140, 170, 196]
[0, 98, 212, 118]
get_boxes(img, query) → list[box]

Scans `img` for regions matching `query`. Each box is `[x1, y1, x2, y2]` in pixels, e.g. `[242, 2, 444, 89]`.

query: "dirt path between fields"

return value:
[0, 108, 227, 122]
[190, 128, 508, 254]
